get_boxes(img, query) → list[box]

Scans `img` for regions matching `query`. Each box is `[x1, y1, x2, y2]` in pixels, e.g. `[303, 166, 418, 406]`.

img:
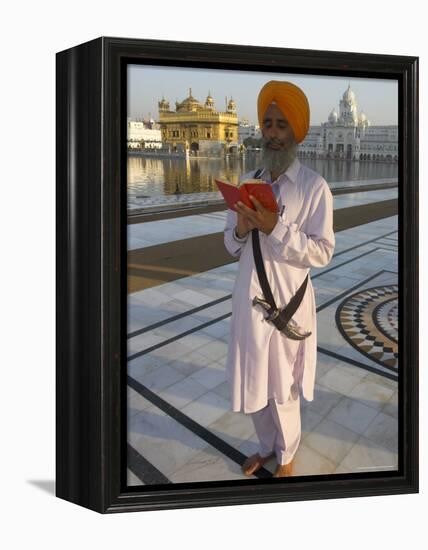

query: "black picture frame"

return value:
[56, 36, 419, 514]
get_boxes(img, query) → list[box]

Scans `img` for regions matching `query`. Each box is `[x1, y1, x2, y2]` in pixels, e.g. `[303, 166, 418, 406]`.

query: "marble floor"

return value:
[127, 208, 399, 486]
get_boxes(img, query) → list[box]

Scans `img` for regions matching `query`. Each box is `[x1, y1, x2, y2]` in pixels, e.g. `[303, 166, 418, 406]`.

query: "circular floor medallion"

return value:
[335, 285, 398, 370]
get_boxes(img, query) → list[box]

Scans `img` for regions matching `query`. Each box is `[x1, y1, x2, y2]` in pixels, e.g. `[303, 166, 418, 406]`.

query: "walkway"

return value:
[126, 188, 399, 485]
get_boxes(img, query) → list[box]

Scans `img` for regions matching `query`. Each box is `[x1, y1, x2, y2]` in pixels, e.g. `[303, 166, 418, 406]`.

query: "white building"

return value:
[127, 118, 162, 149]
[298, 84, 398, 162]
[238, 118, 261, 144]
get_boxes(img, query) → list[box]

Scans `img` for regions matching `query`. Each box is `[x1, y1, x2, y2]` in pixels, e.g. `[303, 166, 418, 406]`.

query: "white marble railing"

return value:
[329, 177, 397, 189]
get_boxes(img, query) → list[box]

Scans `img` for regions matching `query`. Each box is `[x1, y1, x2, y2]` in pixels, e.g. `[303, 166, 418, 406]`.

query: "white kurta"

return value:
[223, 158, 335, 414]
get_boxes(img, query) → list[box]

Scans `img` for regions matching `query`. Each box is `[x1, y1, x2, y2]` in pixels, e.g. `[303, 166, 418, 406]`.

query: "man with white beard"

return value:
[223, 80, 335, 477]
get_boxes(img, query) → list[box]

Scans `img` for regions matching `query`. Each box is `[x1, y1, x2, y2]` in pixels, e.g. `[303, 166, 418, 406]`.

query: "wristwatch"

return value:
[233, 226, 249, 242]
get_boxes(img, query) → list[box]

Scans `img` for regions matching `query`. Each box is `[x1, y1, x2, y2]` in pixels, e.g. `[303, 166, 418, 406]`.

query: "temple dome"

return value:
[328, 108, 338, 124]
[158, 96, 170, 111]
[227, 97, 236, 112]
[205, 91, 215, 109]
[176, 88, 203, 112]
[343, 84, 356, 104]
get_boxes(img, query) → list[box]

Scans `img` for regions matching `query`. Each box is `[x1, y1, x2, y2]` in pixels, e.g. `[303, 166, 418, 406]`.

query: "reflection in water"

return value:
[127, 152, 398, 197]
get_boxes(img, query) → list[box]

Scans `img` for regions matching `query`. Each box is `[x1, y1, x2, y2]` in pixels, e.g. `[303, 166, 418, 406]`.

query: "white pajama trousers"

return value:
[250, 392, 301, 465]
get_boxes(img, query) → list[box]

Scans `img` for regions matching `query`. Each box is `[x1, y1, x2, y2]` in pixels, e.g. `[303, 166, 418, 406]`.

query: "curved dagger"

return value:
[252, 295, 311, 340]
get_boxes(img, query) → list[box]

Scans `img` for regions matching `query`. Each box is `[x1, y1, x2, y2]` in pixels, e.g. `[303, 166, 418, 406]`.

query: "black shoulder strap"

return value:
[250, 167, 308, 325]
[252, 228, 276, 308]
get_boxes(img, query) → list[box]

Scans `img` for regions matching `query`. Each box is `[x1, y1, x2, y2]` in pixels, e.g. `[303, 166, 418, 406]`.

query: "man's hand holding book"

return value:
[235, 195, 279, 236]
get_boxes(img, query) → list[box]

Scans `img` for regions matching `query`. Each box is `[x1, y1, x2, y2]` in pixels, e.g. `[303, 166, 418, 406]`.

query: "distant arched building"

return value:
[157, 89, 239, 154]
[299, 84, 398, 162]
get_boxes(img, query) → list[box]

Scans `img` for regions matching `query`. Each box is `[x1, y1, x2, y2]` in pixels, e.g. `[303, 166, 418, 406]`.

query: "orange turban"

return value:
[257, 80, 310, 143]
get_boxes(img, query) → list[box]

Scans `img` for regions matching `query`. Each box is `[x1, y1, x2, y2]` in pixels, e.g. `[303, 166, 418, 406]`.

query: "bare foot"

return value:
[241, 453, 274, 476]
[272, 460, 294, 477]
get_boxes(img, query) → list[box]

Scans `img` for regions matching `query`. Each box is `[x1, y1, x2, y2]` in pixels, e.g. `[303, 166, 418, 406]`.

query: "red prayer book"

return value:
[215, 177, 278, 213]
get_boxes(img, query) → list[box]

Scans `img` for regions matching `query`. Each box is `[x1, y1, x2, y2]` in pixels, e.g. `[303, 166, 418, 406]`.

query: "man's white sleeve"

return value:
[266, 180, 335, 268]
[224, 208, 248, 258]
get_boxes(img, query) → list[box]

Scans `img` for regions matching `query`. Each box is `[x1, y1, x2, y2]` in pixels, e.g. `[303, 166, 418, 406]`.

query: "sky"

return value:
[127, 64, 398, 126]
